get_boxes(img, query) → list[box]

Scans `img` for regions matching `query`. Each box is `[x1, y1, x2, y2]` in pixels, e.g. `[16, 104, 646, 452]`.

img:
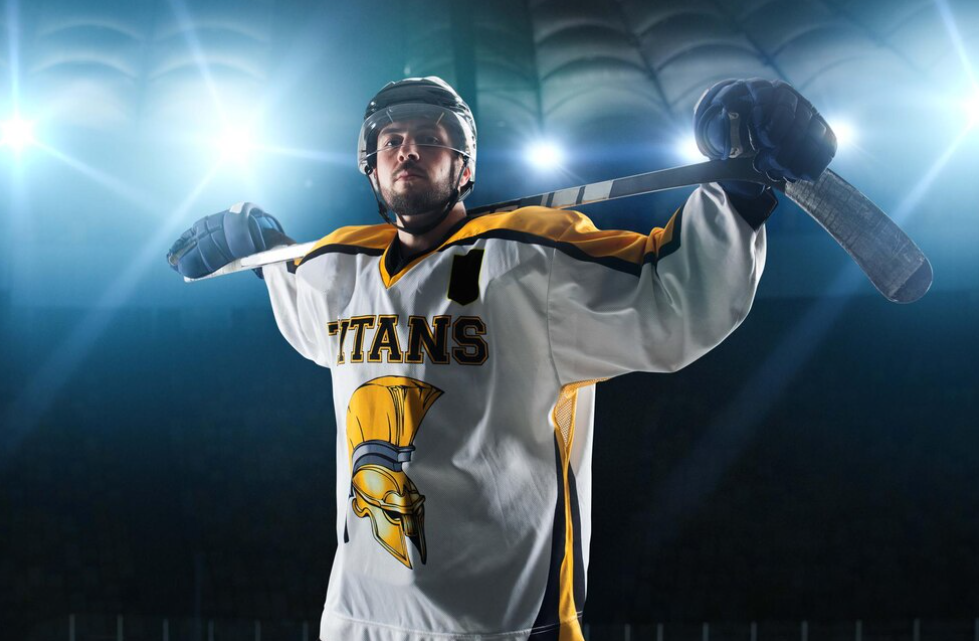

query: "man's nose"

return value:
[397, 140, 422, 162]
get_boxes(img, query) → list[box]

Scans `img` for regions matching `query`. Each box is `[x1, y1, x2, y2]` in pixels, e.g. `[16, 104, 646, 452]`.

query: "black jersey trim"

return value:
[568, 466, 586, 613]
[530, 437, 569, 636]
[385, 215, 474, 278]
[656, 208, 683, 263]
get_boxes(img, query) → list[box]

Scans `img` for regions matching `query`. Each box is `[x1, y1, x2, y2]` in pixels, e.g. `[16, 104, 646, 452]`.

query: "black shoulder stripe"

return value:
[297, 243, 385, 268]
[655, 207, 683, 264]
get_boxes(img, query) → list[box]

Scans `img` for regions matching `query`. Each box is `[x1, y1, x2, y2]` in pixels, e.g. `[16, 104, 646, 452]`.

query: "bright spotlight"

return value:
[827, 119, 856, 151]
[217, 127, 255, 162]
[1, 117, 36, 151]
[526, 140, 564, 169]
[677, 136, 706, 163]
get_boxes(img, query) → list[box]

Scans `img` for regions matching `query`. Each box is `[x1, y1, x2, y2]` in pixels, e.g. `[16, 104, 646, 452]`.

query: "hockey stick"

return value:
[184, 157, 932, 303]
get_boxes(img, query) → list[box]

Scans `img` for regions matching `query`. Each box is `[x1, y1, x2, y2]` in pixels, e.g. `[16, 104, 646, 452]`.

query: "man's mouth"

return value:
[394, 164, 426, 181]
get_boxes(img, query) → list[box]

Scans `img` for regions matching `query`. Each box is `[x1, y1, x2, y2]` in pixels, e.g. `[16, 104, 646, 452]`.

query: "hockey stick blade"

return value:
[780, 170, 932, 303]
[184, 158, 933, 303]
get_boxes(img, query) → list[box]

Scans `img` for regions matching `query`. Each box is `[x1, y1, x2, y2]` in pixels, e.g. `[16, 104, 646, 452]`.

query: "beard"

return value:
[381, 166, 456, 218]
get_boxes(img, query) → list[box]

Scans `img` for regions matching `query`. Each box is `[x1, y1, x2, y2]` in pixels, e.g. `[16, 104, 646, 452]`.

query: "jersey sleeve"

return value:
[546, 182, 767, 384]
[262, 261, 332, 367]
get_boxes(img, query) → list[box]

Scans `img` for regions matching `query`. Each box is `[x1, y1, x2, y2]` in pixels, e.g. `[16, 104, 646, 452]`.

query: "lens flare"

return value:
[1, 117, 35, 150]
[677, 136, 705, 163]
[217, 127, 255, 161]
[526, 140, 564, 169]
[827, 119, 856, 150]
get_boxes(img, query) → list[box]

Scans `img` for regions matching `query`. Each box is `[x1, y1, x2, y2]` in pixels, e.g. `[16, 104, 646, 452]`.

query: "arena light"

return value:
[676, 136, 705, 163]
[1, 117, 35, 151]
[827, 118, 857, 151]
[216, 126, 256, 162]
[526, 140, 565, 169]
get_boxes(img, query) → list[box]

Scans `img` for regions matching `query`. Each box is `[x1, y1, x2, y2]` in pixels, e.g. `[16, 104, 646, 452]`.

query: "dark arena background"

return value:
[2, 0, 979, 639]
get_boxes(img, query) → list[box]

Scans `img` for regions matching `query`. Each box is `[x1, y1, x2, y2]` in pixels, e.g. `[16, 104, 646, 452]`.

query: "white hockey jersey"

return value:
[262, 183, 767, 641]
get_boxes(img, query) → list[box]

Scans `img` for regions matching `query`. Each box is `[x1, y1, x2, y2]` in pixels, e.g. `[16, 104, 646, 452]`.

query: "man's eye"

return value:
[424, 136, 441, 145]
[382, 139, 401, 148]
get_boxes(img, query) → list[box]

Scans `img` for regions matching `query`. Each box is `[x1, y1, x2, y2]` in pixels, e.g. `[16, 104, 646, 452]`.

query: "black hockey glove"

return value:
[694, 78, 838, 184]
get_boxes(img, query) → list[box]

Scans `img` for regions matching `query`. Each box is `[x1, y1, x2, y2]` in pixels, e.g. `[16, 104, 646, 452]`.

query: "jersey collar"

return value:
[380, 215, 474, 288]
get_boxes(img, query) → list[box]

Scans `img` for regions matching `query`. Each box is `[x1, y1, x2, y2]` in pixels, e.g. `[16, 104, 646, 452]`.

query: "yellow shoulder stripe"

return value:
[556, 209, 677, 265]
[296, 223, 397, 267]
[309, 224, 395, 254]
[295, 207, 679, 282]
[451, 207, 579, 242]
[448, 206, 678, 266]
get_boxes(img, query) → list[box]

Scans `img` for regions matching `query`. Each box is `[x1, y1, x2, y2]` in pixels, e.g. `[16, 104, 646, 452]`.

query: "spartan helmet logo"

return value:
[346, 376, 442, 568]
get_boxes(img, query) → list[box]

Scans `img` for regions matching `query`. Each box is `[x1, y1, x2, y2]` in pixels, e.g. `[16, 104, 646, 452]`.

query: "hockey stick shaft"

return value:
[467, 157, 776, 213]
[185, 158, 932, 303]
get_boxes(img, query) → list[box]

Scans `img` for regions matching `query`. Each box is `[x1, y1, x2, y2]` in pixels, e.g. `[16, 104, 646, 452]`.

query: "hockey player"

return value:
[168, 77, 835, 640]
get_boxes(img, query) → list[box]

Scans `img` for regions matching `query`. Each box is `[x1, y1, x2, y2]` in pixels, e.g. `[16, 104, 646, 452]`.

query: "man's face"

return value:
[374, 118, 470, 220]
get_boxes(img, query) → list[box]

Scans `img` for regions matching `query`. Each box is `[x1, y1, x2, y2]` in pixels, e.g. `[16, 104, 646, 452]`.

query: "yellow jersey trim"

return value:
[550, 379, 603, 641]
[380, 207, 681, 288]
[295, 207, 681, 288]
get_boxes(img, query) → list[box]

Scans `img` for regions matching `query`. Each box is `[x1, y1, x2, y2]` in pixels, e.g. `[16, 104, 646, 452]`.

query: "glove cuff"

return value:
[720, 183, 778, 230]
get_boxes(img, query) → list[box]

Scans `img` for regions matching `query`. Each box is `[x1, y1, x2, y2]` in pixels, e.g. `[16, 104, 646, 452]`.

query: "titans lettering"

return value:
[326, 315, 488, 366]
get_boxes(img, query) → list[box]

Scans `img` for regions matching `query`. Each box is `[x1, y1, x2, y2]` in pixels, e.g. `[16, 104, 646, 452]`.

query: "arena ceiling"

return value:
[2, 0, 975, 135]
[0, 0, 976, 304]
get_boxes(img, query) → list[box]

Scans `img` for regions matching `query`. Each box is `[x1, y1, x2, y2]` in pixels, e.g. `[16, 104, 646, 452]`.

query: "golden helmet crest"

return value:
[345, 376, 442, 568]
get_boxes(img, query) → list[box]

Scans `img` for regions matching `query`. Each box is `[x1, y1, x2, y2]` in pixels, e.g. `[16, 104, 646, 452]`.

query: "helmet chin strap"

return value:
[367, 161, 468, 236]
